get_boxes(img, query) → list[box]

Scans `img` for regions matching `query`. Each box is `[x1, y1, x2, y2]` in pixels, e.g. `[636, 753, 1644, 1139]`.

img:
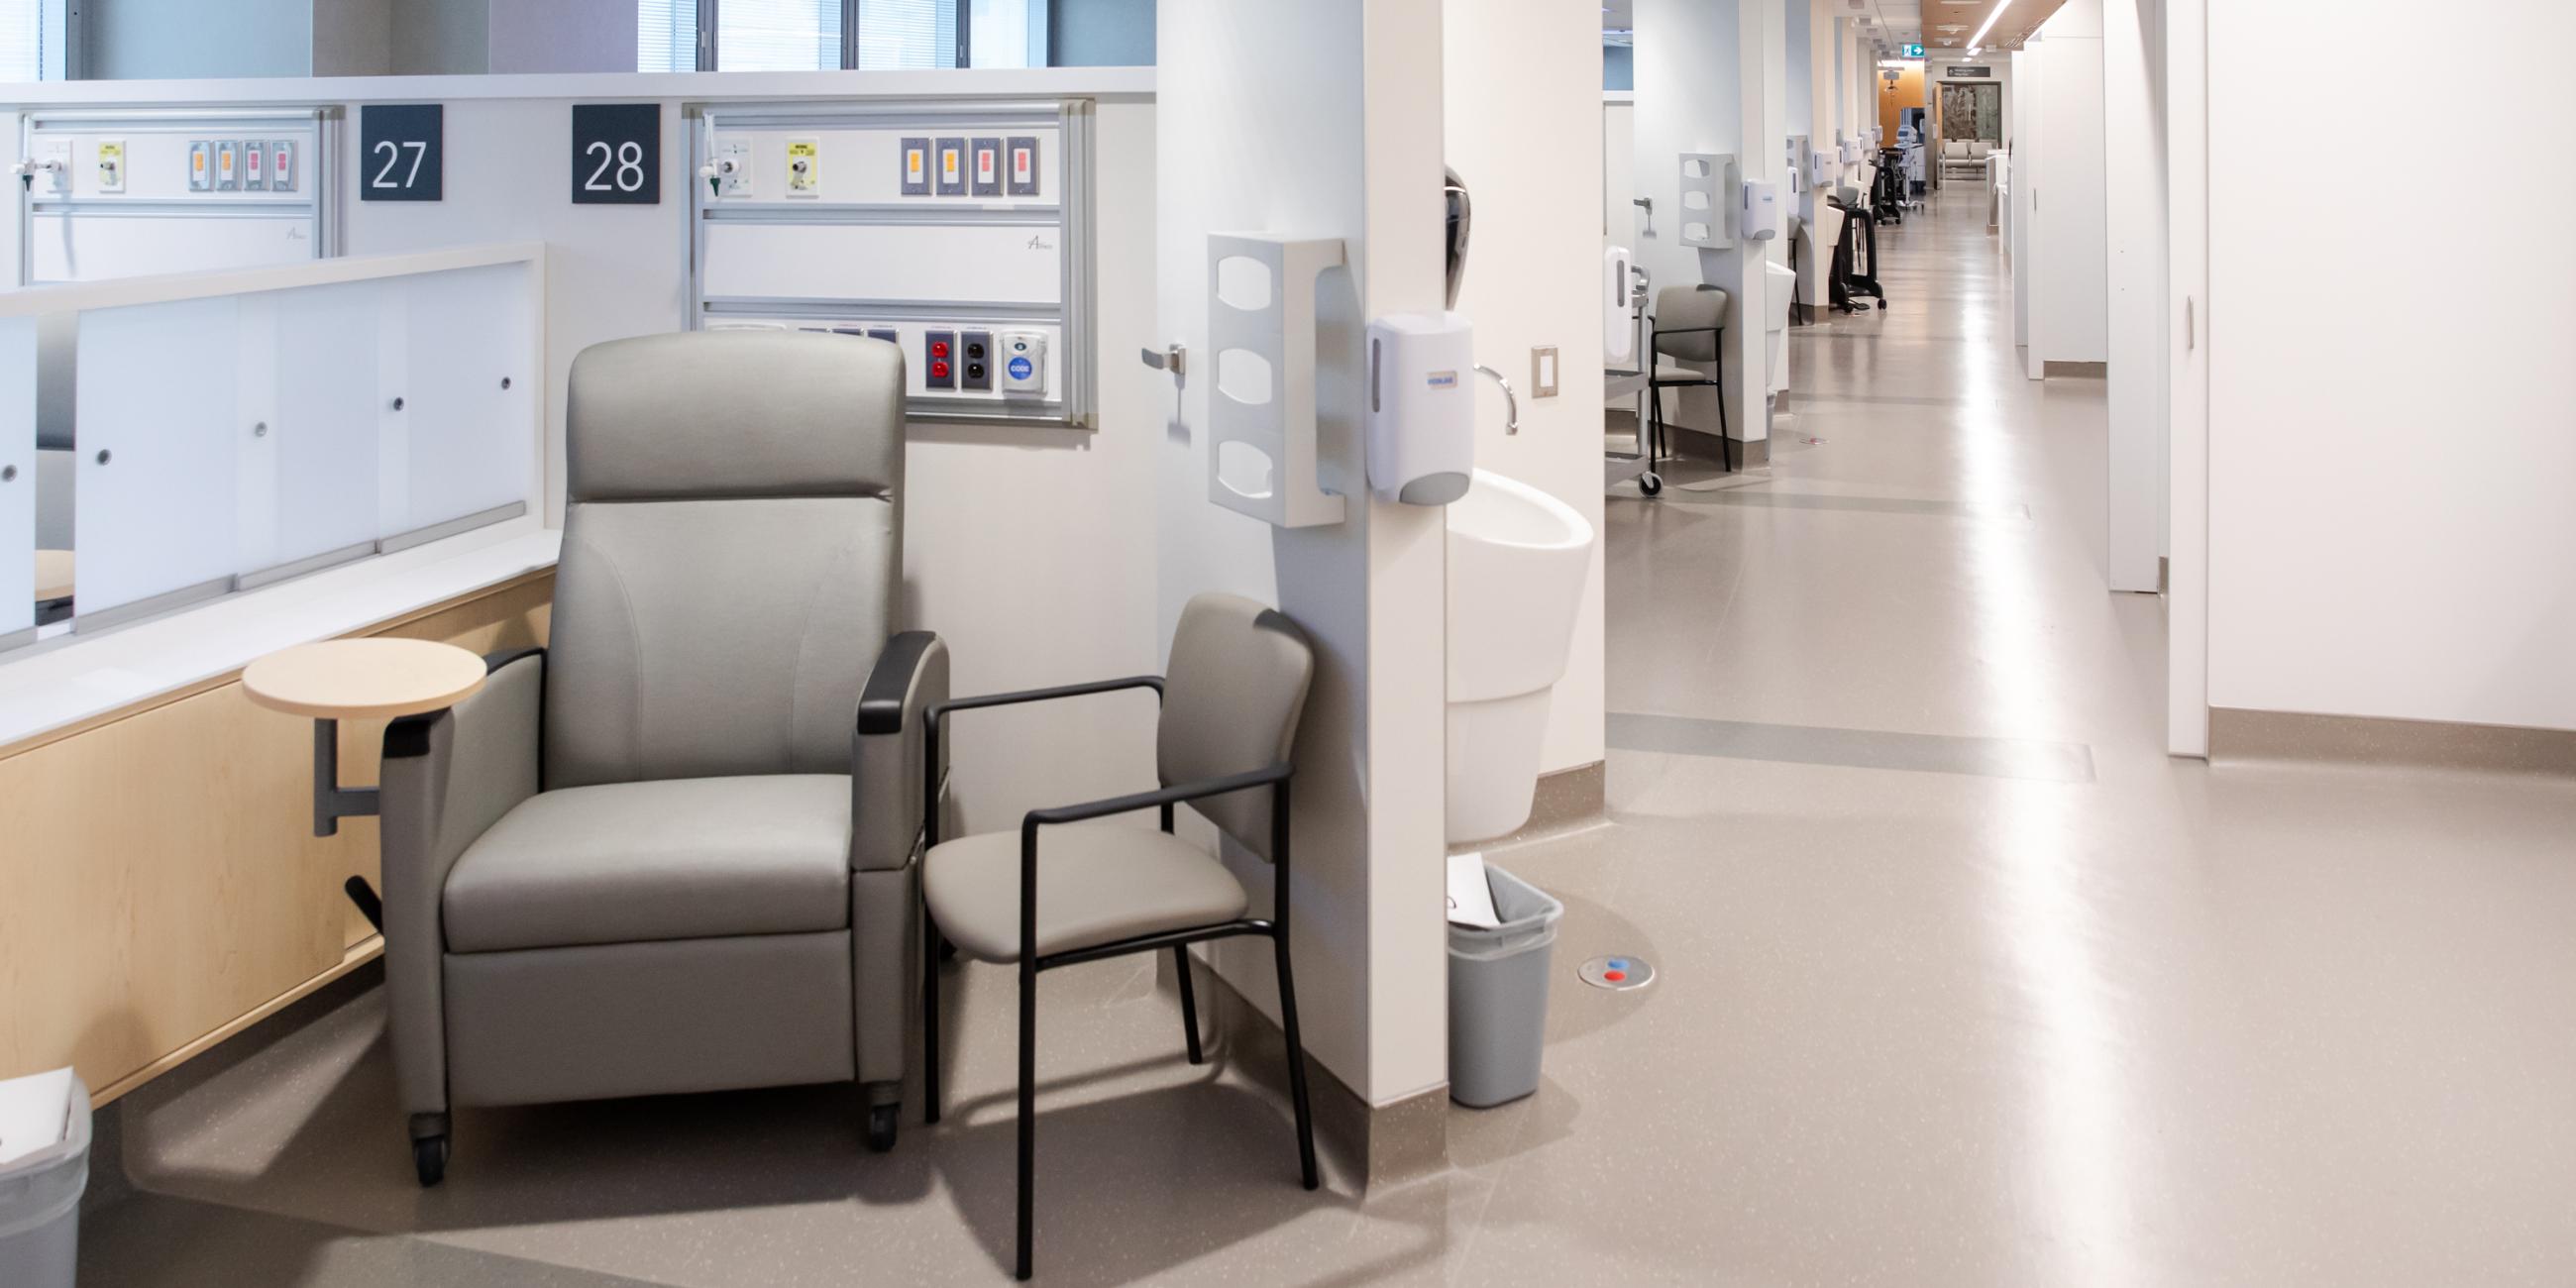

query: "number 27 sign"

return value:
[360, 104, 443, 202]
[572, 104, 661, 206]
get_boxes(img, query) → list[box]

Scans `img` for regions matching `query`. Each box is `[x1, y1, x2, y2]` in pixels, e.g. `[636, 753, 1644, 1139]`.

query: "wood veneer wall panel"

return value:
[0, 571, 552, 1099]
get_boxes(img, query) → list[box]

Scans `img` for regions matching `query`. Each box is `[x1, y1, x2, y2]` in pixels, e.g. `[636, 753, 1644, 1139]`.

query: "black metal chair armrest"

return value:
[1021, 762, 1291, 833]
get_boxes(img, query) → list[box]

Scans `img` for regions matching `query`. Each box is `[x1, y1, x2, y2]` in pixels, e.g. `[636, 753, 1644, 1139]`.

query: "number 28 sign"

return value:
[572, 104, 661, 206]
[360, 104, 443, 202]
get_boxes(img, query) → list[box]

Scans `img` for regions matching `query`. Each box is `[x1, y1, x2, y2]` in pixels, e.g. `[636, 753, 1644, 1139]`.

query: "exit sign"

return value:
[1902, 43, 1925, 57]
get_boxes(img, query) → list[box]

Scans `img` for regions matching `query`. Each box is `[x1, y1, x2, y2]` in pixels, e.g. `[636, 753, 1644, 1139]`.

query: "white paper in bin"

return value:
[1448, 865, 1561, 961]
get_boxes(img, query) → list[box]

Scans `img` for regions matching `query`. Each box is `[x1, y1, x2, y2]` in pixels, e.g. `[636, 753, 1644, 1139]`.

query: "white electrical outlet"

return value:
[95, 140, 126, 193]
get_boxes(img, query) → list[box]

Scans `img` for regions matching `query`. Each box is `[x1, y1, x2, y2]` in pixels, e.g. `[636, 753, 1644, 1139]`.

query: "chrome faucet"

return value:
[1473, 365, 1519, 435]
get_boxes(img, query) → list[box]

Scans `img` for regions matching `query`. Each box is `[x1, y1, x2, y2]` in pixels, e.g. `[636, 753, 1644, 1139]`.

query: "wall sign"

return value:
[1901, 43, 1925, 58]
[572, 104, 660, 205]
[1948, 65, 1994, 78]
[360, 104, 443, 202]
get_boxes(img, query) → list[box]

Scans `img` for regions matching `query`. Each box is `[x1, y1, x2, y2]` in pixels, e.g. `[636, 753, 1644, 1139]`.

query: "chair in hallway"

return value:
[919, 592, 1320, 1281]
[373, 331, 946, 1185]
[1646, 283, 1733, 474]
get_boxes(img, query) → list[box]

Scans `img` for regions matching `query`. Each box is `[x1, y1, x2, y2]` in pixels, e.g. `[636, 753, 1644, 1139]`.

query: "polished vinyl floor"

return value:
[82, 194, 2576, 1287]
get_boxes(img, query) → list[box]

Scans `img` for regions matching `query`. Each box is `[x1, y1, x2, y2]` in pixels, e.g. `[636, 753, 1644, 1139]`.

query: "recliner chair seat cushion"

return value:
[444, 775, 852, 954]
[924, 825, 1250, 964]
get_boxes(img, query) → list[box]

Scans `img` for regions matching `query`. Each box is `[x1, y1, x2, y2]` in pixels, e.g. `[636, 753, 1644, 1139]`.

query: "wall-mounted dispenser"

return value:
[1677, 153, 1735, 249]
[1740, 178, 1780, 242]
[1364, 313, 1475, 506]
[1808, 147, 1840, 190]
[1208, 233, 1347, 528]
[1841, 139, 1865, 165]
[1603, 247, 1635, 364]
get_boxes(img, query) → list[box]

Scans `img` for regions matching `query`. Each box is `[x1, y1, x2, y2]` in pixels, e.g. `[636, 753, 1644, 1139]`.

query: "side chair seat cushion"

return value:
[924, 824, 1250, 964]
[444, 775, 852, 954]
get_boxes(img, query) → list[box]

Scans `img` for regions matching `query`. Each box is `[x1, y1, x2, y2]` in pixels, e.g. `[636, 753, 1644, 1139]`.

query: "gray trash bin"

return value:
[0, 1073, 90, 1288]
[1448, 864, 1563, 1108]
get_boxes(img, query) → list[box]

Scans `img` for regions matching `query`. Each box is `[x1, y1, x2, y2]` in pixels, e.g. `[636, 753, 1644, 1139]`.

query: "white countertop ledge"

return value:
[0, 523, 560, 751]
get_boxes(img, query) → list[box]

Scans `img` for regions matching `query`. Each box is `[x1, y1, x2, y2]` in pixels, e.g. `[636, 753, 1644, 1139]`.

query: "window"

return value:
[0, 0, 63, 82]
[638, 0, 699, 73]
[642, 0, 1049, 72]
[721, 0, 843, 72]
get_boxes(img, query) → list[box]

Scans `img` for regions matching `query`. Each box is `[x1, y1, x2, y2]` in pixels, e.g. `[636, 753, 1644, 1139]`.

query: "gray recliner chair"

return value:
[376, 331, 948, 1185]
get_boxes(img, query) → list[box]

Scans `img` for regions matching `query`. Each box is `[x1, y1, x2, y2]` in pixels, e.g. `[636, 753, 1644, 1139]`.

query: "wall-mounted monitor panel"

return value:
[17, 108, 339, 287]
[689, 100, 1095, 428]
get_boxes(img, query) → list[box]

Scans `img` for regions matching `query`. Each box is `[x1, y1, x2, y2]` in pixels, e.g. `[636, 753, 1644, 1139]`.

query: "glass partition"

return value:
[1, 248, 542, 645]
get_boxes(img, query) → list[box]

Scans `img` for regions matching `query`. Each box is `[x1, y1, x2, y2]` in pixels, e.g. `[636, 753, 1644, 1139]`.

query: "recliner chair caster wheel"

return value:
[1877, 299, 1888, 310]
[1639, 472, 1664, 497]
[413, 1134, 449, 1188]
[866, 1104, 900, 1152]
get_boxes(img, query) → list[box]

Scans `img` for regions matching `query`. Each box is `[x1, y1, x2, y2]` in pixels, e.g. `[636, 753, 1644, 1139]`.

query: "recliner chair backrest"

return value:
[547, 331, 905, 788]
[1157, 593, 1314, 863]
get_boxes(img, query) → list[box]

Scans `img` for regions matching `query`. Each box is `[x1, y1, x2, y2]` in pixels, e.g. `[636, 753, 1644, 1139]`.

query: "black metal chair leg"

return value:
[1272, 933, 1320, 1191]
[923, 912, 942, 1125]
[1016, 959, 1037, 1281]
[1715, 344, 1734, 472]
[1173, 945, 1204, 1065]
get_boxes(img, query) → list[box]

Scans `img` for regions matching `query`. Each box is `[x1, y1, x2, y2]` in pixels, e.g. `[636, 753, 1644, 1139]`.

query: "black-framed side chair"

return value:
[919, 592, 1320, 1281]
[1645, 283, 1734, 474]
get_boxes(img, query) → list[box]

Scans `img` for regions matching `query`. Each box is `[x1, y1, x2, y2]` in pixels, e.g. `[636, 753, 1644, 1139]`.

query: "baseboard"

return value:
[2208, 708, 2576, 776]
[1449, 762, 1606, 855]
[1667, 423, 1771, 469]
[2041, 361, 2107, 378]
[1178, 956, 1449, 1187]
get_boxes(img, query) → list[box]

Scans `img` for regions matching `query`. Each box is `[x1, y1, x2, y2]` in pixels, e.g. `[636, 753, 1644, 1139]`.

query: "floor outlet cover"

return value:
[1578, 955, 1656, 991]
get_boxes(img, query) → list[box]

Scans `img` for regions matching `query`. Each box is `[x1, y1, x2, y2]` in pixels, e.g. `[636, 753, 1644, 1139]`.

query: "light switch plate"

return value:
[1531, 346, 1559, 398]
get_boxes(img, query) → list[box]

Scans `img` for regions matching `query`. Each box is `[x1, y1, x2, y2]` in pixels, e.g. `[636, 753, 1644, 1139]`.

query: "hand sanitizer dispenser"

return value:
[1740, 179, 1780, 242]
[1808, 150, 1839, 189]
[1365, 313, 1475, 505]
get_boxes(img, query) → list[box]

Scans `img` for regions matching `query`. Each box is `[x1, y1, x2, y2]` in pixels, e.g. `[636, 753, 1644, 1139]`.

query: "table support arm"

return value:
[311, 717, 383, 838]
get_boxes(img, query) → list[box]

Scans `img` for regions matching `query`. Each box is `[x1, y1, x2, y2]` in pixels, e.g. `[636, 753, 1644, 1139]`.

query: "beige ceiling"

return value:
[1598, 0, 2072, 57]
[1852, 0, 2072, 56]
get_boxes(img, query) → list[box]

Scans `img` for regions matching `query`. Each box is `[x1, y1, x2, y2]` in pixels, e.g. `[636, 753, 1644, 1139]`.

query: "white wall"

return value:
[2029, 0, 2105, 368]
[1795, 0, 1840, 314]
[1156, 1, 1449, 1106]
[2102, 0, 2164, 592]
[2010, 47, 2034, 351]
[1631, 0, 1749, 448]
[1448, 0, 1606, 779]
[2202, 2, 2576, 732]
[83, 0, 312, 79]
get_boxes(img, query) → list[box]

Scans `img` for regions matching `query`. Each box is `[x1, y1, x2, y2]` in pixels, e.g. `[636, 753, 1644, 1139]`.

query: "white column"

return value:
[1633, 0, 1770, 460]
[2104, 0, 2167, 592]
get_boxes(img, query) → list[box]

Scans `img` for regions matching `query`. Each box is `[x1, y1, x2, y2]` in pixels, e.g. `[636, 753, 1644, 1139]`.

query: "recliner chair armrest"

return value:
[854, 631, 948, 872]
[376, 647, 545, 1119]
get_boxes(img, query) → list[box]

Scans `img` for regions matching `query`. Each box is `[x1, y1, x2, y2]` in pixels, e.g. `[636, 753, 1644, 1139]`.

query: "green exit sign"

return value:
[1902, 43, 1925, 57]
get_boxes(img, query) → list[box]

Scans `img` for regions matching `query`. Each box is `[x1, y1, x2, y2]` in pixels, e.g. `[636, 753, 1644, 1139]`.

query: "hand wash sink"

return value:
[1446, 469, 1594, 844]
